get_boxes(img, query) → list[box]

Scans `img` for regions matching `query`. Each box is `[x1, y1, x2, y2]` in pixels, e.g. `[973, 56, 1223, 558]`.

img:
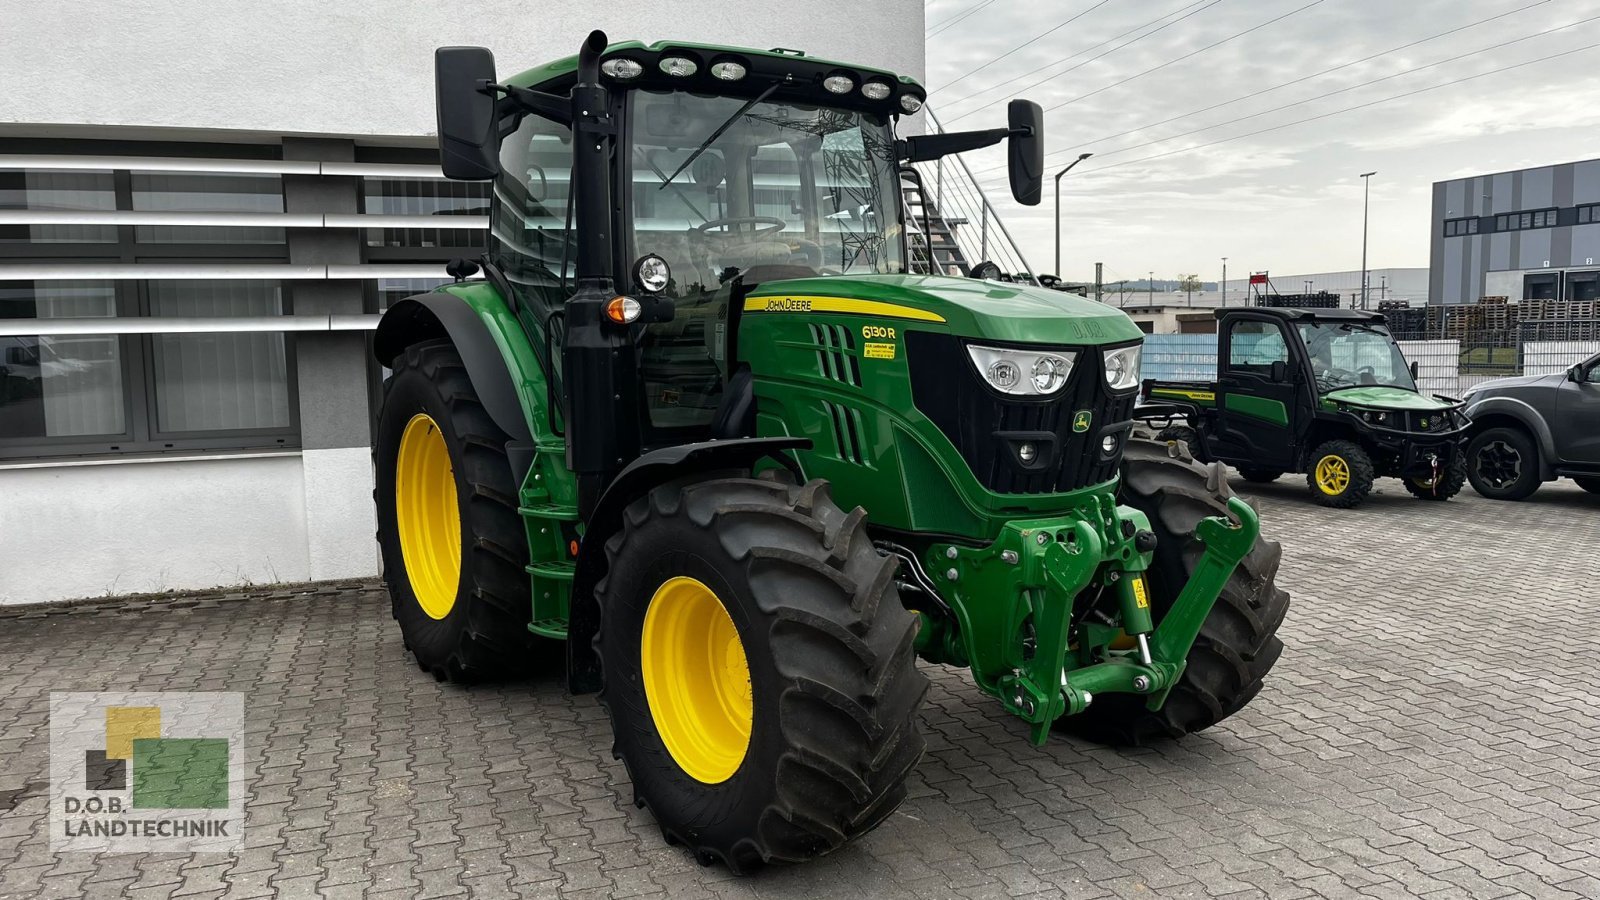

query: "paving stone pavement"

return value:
[1, 477, 1597, 899]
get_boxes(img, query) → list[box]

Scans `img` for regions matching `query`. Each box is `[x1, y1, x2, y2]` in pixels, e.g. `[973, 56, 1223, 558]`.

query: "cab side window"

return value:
[1227, 321, 1289, 376]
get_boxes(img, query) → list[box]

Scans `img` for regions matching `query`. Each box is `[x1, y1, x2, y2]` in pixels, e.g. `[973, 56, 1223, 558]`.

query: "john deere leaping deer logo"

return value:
[1072, 410, 1093, 433]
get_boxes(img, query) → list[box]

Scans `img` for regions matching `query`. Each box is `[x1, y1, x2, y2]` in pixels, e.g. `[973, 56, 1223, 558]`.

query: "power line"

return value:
[1022, 0, 1555, 171]
[974, 7, 1594, 179]
[999, 38, 1600, 181]
[942, 0, 1219, 123]
[927, 0, 997, 38]
[934, 0, 1119, 94]
[1039, 0, 1327, 114]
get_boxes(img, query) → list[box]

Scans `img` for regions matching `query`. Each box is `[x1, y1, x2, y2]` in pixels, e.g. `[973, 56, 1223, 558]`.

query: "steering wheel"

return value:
[693, 216, 787, 239]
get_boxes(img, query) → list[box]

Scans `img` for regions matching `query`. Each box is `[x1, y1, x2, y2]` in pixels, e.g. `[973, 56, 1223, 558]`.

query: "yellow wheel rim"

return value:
[1315, 455, 1350, 495]
[395, 413, 461, 620]
[640, 576, 752, 784]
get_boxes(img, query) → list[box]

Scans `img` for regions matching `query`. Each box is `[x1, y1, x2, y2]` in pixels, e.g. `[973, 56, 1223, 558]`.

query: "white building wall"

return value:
[0, 0, 926, 139]
[0, 455, 318, 604]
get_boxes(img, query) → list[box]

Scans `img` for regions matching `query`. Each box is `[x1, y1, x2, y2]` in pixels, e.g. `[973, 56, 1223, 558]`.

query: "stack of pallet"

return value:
[1384, 307, 1428, 334]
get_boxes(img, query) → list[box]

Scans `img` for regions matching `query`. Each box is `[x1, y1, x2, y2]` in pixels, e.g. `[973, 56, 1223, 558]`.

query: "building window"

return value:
[1497, 208, 1558, 232]
[362, 178, 489, 253]
[1579, 204, 1600, 224]
[0, 160, 298, 460]
[1443, 217, 1479, 237]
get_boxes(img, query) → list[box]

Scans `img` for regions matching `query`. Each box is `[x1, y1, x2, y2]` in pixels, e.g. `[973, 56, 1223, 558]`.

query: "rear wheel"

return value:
[1402, 454, 1466, 501]
[375, 339, 539, 681]
[1156, 424, 1207, 461]
[1237, 467, 1283, 483]
[595, 476, 927, 872]
[1467, 427, 1542, 501]
[1575, 476, 1600, 495]
[1306, 439, 1375, 508]
[1055, 439, 1289, 745]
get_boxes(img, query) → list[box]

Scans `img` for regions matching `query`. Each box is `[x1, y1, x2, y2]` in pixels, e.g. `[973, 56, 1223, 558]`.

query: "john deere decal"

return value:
[1072, 410, 1093, 433]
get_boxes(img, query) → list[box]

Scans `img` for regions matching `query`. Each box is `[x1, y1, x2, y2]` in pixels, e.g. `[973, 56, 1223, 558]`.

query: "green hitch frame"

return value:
[931, 492, 1260, 746]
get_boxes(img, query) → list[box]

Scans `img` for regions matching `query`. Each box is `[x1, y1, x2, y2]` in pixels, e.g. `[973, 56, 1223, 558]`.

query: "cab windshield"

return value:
[1296, 321, 1417, 392]
[627, 89, 906, 299]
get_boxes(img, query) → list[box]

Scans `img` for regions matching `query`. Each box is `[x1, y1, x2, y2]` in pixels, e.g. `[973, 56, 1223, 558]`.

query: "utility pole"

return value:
[1053, 152, 1092, 280]
[1221, 257, 1228, 307]
[1360, 171, 1376, 310]
[1148, 270, 1154, 305]
[1094, 261, 1103, 304]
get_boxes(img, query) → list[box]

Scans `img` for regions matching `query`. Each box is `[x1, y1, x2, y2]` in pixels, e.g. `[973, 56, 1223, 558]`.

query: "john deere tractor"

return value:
[373, 32, 1289, 872]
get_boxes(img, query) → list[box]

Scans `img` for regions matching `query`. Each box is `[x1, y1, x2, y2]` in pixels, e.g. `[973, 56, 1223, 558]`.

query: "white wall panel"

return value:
[0, 1, 925, 139]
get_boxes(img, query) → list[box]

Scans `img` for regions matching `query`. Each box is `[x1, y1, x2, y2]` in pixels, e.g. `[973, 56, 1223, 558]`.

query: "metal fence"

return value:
[1143, 333, 1597, 397]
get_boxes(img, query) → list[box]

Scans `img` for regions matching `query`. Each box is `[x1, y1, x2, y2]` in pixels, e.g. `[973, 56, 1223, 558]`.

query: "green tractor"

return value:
[373, 31, 1289, 872]
[1144, 308, 1471, 508]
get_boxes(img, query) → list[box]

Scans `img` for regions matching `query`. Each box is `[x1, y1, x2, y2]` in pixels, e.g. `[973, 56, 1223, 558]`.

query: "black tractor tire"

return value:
[1466, 426, 1542, 501]
[375, 338, 539, 682]
[595, 476, 927, 873]
[1054, 438, 1289, 746]
[1237, 467, 1284, 483]
[1156, 424, 1207, 461]
[1402, 453, 1466, 501]
[1575, 476, 1600, 495]
[1305, 439, 1376, 508]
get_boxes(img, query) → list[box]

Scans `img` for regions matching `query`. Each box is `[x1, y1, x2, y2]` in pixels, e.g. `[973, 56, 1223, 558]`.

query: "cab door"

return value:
[1213, 316, 1300, 468]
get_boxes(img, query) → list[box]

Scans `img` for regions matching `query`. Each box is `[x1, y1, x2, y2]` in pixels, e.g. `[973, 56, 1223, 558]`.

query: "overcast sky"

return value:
[922, 0, 1600, 284]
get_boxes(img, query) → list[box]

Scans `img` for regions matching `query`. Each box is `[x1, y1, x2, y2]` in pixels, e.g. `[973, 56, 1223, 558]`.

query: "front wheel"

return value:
[1466, 427, 1542, 501]
[1054, 439, 1290, 745]
[1306, 439, 1375, 508]
[1402, 453, 1466, 501]
[595, 476, 927, 872]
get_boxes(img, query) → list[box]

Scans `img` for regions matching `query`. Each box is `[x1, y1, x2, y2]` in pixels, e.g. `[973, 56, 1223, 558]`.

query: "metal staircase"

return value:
[902, 106, 1036, 282]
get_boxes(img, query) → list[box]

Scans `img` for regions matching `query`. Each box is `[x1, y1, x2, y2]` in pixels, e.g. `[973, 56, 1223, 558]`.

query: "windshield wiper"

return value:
[660, 81, 783, 190]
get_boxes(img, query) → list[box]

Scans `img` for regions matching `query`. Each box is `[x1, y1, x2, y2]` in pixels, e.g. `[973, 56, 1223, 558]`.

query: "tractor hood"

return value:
[1324, 386, 1455, 411]
[745, 274, 1145, 346]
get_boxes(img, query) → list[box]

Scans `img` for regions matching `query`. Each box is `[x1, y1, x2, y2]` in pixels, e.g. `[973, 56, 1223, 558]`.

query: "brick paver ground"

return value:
[1, 476, 1597, 899]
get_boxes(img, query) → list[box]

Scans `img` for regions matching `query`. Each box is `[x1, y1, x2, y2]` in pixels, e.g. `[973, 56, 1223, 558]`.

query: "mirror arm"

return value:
[898, 127, 1009, 163]
[487, 82, 574, 127]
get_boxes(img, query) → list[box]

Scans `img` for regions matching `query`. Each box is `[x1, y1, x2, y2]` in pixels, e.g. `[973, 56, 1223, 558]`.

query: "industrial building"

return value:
[0, 2, 924, 604]
[1431, 156, 1600, 305]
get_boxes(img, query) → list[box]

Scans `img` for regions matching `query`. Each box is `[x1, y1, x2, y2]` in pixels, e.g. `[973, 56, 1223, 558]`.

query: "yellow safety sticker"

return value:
[1132, 576, 1150, 609]
[864, 342, 896, 360]
[743, 295, 946, 323]
[1153, 388, 1216, 402]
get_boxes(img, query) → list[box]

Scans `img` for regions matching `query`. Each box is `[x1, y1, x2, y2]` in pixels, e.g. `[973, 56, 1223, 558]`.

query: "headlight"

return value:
[823, 74, 856, 94]
[659, 56, 698, 77]
[632, 253, 670, 294]
[967, 344, 1076, 396]
[1102, 345, 1142, 391]
[601, 58, 644, 80]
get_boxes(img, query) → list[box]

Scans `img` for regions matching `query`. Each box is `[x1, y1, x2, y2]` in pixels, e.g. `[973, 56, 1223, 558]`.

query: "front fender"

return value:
[374, 289, 543, 446]
[566, 436, 811, 694]
[1464, 394, 1557, 478]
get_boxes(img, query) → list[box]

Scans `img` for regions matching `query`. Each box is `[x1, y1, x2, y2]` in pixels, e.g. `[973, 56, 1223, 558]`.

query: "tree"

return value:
[1178, 274, 1202, 293]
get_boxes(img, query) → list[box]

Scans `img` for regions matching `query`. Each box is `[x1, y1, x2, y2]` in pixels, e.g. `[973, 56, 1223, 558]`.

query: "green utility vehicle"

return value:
[373, 31, 1289, 871]
[1143, 308, 1470, 508]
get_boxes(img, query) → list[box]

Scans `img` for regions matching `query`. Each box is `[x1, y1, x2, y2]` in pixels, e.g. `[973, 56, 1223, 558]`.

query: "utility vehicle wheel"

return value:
[1402, 454, 1466, 501]
[1467, 427, 1541, 501]
[1055, 438, 1289, 745]
[1576, 476, 1600, 495]
[1156, 425, 1207, 461]
[595, 476, 927, 873]
[1306, 440, 1375, 508]
[1237, 467, 1283, 483]
[375, 338, 539, 681]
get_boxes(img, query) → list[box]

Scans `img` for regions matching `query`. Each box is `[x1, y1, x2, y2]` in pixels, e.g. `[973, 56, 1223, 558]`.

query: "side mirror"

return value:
[1411, 360, 1420, 380]
[436, 46, 502, 180]
[1571, 364, 1589, 383]
[1270, 359, 1288, 383]
[1007, 100, 1043, 206]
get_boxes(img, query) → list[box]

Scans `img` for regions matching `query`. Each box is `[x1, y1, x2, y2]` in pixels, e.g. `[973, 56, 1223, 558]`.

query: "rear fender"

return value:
[566, 437, 809, 694]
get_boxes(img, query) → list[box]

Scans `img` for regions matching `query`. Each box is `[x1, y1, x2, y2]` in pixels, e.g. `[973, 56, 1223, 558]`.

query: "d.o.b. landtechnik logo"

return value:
[50, 692, 244, 852]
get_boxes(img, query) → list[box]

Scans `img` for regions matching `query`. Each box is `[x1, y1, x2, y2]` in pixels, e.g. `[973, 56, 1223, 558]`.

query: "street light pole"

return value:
[1359, 171, 1376, 310]
[1053, 153, 1093, 279]
[1221, 257, 1228, 307]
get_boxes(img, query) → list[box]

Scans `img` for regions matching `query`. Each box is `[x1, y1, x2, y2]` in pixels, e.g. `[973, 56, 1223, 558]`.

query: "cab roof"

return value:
[506, 39, 926, 116]
[1215, 307, 1387, 323]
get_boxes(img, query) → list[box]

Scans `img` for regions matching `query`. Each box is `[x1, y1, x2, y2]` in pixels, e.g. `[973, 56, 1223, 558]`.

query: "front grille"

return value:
[907, 332, 1136, 494]
[1403, 409, 1460, 433]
